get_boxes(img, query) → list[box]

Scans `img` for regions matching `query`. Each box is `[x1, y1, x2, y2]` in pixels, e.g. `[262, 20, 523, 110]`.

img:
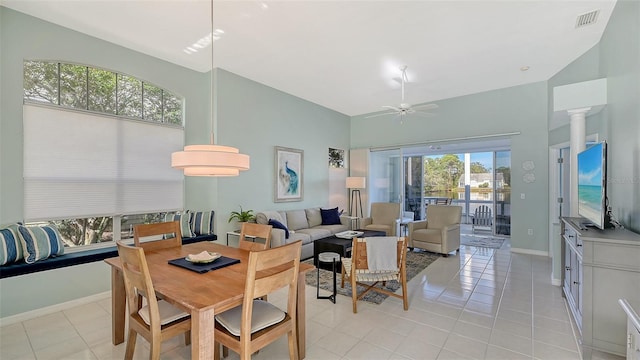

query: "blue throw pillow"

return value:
[320, 207, 342, 225]
[18, 224, 65, 264]
[268, 219, 289, 239]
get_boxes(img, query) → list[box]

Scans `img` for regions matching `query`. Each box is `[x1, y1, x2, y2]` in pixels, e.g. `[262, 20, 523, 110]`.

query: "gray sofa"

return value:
[255, 207, 349, 259]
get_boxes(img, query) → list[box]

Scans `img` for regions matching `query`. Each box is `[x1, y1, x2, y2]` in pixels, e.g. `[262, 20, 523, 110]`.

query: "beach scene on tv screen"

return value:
[578, 144, 603, 225]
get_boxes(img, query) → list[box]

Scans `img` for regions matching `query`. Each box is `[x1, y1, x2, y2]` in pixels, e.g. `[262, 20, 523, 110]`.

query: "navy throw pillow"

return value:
[268, 219, 289, 239]
[320, 207, 342, 225]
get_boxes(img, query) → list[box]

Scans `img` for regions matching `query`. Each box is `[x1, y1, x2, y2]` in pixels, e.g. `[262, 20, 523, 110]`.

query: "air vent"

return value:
[576, 10, 600, 28]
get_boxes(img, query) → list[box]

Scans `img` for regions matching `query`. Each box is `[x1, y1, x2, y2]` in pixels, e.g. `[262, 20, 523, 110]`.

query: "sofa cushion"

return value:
[0, 224, 23, 265]
[320, 207, 341, 225]
[18, 224, 65, 264]
[286, 210, 309, 231]
[256, 211, 286, 227]
[313, 224, 348, 234]
[268, 219, 289, 239]
[287, 232, 312, 246]
[305, 208, 322, 228]
[296, 228, 332, 241]
[190, 211, 214, 236]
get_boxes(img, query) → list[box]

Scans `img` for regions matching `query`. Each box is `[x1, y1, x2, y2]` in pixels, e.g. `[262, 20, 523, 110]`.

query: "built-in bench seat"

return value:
[0, 234, 216, 279]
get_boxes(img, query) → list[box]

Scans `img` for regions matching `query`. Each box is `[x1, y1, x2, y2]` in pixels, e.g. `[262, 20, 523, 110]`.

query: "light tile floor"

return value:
[0, 235, 627, 360]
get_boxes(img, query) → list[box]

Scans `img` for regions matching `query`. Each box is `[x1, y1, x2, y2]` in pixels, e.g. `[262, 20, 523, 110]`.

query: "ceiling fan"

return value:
[366, 65, 438, 122]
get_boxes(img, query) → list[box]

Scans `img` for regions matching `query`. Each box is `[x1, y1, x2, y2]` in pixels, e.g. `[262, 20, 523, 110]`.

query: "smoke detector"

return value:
[575, 10, 599, 28]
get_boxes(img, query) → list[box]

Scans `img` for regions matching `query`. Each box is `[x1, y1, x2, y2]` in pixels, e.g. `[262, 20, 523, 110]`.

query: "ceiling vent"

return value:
[575, 10, 600, 28]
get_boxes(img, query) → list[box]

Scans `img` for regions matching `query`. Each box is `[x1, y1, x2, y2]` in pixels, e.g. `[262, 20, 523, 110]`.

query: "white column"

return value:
[568, 107, 590, 217]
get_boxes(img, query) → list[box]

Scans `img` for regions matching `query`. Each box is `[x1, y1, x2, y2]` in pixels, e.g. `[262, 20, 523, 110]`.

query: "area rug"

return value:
[304, 250, 439, 305]
[460, 234, 506, 249]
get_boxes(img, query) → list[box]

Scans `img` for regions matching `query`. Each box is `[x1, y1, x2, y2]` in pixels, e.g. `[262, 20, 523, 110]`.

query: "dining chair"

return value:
[238, 222, 272, 251]
[133, 221, 182, 252]
[341, 236, 408, 313]
[116, 241, 191, 360]
[213, 240, 302, 360]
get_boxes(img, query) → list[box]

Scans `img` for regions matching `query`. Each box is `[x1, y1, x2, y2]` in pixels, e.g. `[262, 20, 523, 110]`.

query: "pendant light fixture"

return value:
[171, 0, 250, 176]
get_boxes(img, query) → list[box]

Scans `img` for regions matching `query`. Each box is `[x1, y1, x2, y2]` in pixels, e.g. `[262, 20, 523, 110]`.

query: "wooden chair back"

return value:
[351, 237, 406, 273]
[238, 222, 272, 251]
[214, 240, 302, 360]
[133, 221, 182, 252]
[342, 236, 408, 313]
[117, 242, 159, 326]
[117, 241, 191, 360]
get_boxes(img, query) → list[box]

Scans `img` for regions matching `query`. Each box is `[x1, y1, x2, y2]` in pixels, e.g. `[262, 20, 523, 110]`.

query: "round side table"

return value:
[316, 252, 340, 303]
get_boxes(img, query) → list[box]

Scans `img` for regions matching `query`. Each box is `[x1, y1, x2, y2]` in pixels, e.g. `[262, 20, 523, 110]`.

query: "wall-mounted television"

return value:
[577, 141, 610, 229]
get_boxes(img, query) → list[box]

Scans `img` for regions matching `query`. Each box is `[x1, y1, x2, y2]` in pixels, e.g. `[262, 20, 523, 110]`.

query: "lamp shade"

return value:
[346, 176, 366, 189]
[172, 144, 250, 176]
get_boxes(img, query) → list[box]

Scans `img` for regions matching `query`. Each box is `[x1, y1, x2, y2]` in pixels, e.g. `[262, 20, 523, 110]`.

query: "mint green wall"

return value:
[351, 82, 550, 252]
[214, 69, 350, 236]
[0, 7, 349, 318]
[548, 0, 639, 232]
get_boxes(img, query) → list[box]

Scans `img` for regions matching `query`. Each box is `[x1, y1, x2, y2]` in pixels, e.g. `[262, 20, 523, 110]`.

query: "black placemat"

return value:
[168, 255, 240, 274]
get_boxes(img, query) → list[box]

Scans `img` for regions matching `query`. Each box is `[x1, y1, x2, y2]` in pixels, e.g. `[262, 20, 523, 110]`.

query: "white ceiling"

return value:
[2, 0, 617, 117]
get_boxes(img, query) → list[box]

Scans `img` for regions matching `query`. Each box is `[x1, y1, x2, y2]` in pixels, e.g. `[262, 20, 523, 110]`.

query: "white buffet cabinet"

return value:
[561, 217, 640, 357]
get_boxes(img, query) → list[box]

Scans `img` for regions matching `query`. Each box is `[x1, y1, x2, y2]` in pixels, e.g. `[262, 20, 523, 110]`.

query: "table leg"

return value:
[110, 267, 126, 345]
[296, 274, 307, 359]
[332, 259, 337, 304]
[191, 308, 216, 360]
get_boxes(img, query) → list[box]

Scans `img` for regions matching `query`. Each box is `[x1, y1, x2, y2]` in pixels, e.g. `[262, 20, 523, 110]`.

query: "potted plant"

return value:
[228, 206, 255, 225]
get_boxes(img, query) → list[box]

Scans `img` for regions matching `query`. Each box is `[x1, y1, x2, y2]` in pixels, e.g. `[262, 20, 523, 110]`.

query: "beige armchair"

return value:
[360, 202, 400, 236]
[408, 205, 462, 256]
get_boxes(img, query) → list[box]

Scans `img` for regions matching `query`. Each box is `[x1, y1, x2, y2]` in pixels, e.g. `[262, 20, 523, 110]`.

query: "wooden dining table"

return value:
[104, 241, 314, 359]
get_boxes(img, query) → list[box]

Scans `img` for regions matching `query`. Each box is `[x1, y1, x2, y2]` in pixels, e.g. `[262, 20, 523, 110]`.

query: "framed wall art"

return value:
[274, 146, 303, 202]
[328, 148, 345, 168]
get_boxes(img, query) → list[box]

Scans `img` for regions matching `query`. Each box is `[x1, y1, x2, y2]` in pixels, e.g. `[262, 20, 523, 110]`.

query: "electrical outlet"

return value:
[521, 193, 526, 199]
[528, 229, 533, 236]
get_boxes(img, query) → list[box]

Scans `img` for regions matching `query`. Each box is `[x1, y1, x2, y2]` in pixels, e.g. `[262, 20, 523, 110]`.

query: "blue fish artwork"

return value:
[285, 161, 298, 194]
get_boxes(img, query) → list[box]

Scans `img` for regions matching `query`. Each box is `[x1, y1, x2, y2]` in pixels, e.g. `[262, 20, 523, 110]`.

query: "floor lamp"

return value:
[346, 177, 365, 218]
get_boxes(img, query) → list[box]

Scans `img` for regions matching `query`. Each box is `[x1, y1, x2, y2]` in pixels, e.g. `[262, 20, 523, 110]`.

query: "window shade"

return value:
[23, 105, 184, 221]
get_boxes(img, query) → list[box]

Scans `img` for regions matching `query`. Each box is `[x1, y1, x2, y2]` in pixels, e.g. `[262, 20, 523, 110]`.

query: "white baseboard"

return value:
[0, 291, 111, 327]
[511, 247, 549, 257]
[552, 278, 562, 286]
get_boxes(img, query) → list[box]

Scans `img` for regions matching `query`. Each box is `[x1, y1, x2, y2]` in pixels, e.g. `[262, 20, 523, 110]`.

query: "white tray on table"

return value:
[335, 231, 364, 239]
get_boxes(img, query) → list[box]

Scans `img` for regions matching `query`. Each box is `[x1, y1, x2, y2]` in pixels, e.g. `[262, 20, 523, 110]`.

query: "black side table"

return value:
[316, 252, 340, 303]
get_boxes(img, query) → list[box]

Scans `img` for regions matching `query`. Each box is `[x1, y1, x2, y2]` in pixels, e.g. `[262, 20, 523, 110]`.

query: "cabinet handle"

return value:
[576, 243, 583, 247]
[565, 266, 571, 271]
[573, 281, 580, 285]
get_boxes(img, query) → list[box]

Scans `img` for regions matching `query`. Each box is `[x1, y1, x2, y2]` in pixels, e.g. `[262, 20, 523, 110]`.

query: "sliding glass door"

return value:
[369, 148, 402, 207]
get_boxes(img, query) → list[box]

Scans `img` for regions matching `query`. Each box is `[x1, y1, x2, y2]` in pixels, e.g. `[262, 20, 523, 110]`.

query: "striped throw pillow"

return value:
[190, 211, 215, 236]
[0, 224, 23, 265]
[18, 225, 65, 264]
[163, 211, 193, 238]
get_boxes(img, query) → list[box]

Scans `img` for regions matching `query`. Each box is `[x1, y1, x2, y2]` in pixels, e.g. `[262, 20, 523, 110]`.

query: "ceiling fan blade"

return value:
[382, 105, 401, 111]
[412, 103, 439, 110]
[365, 111, 398, 119]
[413, 110, 436, 117]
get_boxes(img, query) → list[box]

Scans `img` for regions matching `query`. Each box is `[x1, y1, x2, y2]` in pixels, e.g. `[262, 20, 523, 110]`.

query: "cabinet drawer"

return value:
[564, 226, 583, 255]
[590, 243, 640, 271]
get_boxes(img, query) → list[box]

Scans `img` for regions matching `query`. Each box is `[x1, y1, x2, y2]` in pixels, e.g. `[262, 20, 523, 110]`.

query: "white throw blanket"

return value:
[365, 237, 398, 271]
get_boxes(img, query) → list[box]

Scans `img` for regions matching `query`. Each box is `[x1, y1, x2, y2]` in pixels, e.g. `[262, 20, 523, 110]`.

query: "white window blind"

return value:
[23, 105, 184, 221]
